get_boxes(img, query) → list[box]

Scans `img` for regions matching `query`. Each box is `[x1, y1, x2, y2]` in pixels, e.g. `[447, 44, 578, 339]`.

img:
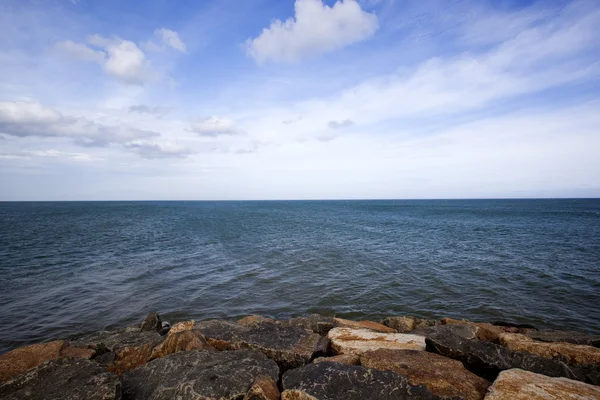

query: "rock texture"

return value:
[484, 369, 600, 400]
[425, 329, 600, 385]
[0, 340, 65, 383]
[71, 330, 164, 375]
[440, 318, 535, 342]
[243, 376, 280, 400]
[526, 330, 600, 348]
[282, 361, 442, 399]
[194, 320, 322, 370]
[0, 358, 121, 400]
[121, 349, 279, 400]
[361, 349, 490, 400]
[333, 317, 396, 333]
[239, 315, 276, 326]
[150, 330, 215, 359]
[139, 312, 162, 333]
[328, 327, 426, 355]
[381, 316, 439, 333]
[278, 314, 334, 335]
[168, 320, 195, 335]
[414, 324, 480, 340]
[313, 354, 360, 365]
[499, 332, 600, 365]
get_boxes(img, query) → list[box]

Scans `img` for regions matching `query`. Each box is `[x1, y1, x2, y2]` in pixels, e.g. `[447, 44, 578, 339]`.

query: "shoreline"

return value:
[1, 312, 599, 399]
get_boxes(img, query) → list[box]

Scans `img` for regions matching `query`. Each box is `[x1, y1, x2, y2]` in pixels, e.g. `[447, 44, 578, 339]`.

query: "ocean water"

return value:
[0, 199, 599, 354]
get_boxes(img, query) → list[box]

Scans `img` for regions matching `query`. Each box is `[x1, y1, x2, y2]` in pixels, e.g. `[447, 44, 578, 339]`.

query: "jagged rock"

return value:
[239, 315, 275, 326]
[243, 376, 280, 400]
[313, 354, 360, 365]
[71, 330, 164, 375]
[526, 330, 600, 348]
[361, 349, 490, 400]
[121, 349, 279, 400]
[425, 330, 600, 385]
[282, 362, 443, 399]
[333, 317, 396, 333]
[414, 324, 479, 340]
[328, 327, 426, 355]
[169, 320, 195, 335]
[278, 314, 335, 335]
[194, 320, 322, 370]
[498, 332, 600, 365]
[484, 369, 600, 400]
[0, 340, 65, 383]
[150, 330, 215, 359]
[0, 358, 121, 400]
[381, 316, 439, 333]
[139, 312, 162, 333]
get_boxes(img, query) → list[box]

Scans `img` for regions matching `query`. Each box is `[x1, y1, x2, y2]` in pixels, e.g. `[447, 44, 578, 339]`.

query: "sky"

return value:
[0, 0, 599, 200]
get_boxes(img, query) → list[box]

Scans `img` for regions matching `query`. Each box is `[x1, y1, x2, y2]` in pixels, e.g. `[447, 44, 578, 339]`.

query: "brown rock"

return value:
[440, 318, 533, 342]
[278, 314, 335, 335]
[499, 333, 600, 366]
[281, 390, 319, 400]
[0, 340, 65, 383]
[151, 330, 215, 359]
[313, 354, 360, 365]
[361, 349, 490, 400]
[382, 316, 416, 332]
[484, 368, 600, 400]
[244, 376, 280, 400]
[328, 327, 426, 355]
[168, 320, 195, 335]
[60, 345, 95, 360]
[334, 317, 396, 333]
[140, 311, 162, 333]
[239, 315, 275, 326]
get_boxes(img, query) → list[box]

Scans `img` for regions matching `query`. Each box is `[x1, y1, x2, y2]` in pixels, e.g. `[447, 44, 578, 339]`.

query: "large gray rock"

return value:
[526, 330, 600, 348]
[278, 314, 335, 335]
[70, 330, 164, 375]
[194, 320, 322, 370]
[282, 362, 444, 399]
[0, 358, 121, 400]
[139, 312, 162, 333]
[121, 349, 279, 400]
[425, 330, 600, 385]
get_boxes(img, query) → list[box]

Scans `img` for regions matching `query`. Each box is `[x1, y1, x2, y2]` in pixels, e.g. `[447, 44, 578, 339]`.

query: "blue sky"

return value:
[0, 0, 599, 200]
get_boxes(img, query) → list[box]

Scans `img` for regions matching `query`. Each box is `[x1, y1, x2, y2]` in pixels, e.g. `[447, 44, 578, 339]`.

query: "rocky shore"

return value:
[1, 312, 599, 399]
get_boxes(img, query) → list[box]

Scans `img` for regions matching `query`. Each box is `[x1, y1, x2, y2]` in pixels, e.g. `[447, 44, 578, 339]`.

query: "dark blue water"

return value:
[1, 199, 599, 354]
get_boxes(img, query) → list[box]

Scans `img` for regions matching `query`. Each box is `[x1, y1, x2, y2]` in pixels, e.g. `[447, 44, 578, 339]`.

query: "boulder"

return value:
[243, 376, 280, 400]
[0, 358, 121, 400]
[121, 349, 279, 400]
[194, 320, 322, 370]
[139, 312, 162, 333]
[278, 314, 335, 335]
[440, 318, 535, 342]
[414, 324, 479, 340]
[526, 330, 600, 348]
[334, 317, 396, 333]
[361, 349, 490, 400]
[313, 354, 360, 365]
[381, 316, 440, 333]
[60, 345, 96, 360]
[425, 330, 600, 385]
[169, 320, 195, 335]
[71, 329, 164, 375]
[498, 332, 600, 365]
[282, 361, 442, 399]
[484, 369, 600, 400]
[0, 340, 65, 383]
[238, 315, 275, 326]
[328, 327, 426, 355]
[150, 330, 215, 359]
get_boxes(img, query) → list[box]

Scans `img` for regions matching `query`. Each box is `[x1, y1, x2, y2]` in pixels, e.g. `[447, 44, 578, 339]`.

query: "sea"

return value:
[0, 199, 599, 354]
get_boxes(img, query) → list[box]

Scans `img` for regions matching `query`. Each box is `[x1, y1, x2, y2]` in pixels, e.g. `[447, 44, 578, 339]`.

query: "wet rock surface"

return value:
[526, 330, 600, 348]
[282, 361, 443, 399]
[425, 329, 600, 385]
[121, 349, 279, 400]
[328, 327, 426, 355]
[278, 314, 334, 335]
[194, 320, 322, 370]
[484, 369, 600, 400]
[414, 324, 479, 340]
[0, 358, 121, 400]
[361, 349, 490, 400]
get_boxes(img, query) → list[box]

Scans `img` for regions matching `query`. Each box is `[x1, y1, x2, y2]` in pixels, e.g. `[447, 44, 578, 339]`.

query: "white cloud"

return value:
[246, 0, 378, 63]
[124, 140, 192, 159]
[128, 105, 171, 117]
[189, 116, 239, 137]
[0, 101, 159, 146]
[54, 40, 106, 62]
[155, 28, 186, 52]
[328, 119, 354, 129]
